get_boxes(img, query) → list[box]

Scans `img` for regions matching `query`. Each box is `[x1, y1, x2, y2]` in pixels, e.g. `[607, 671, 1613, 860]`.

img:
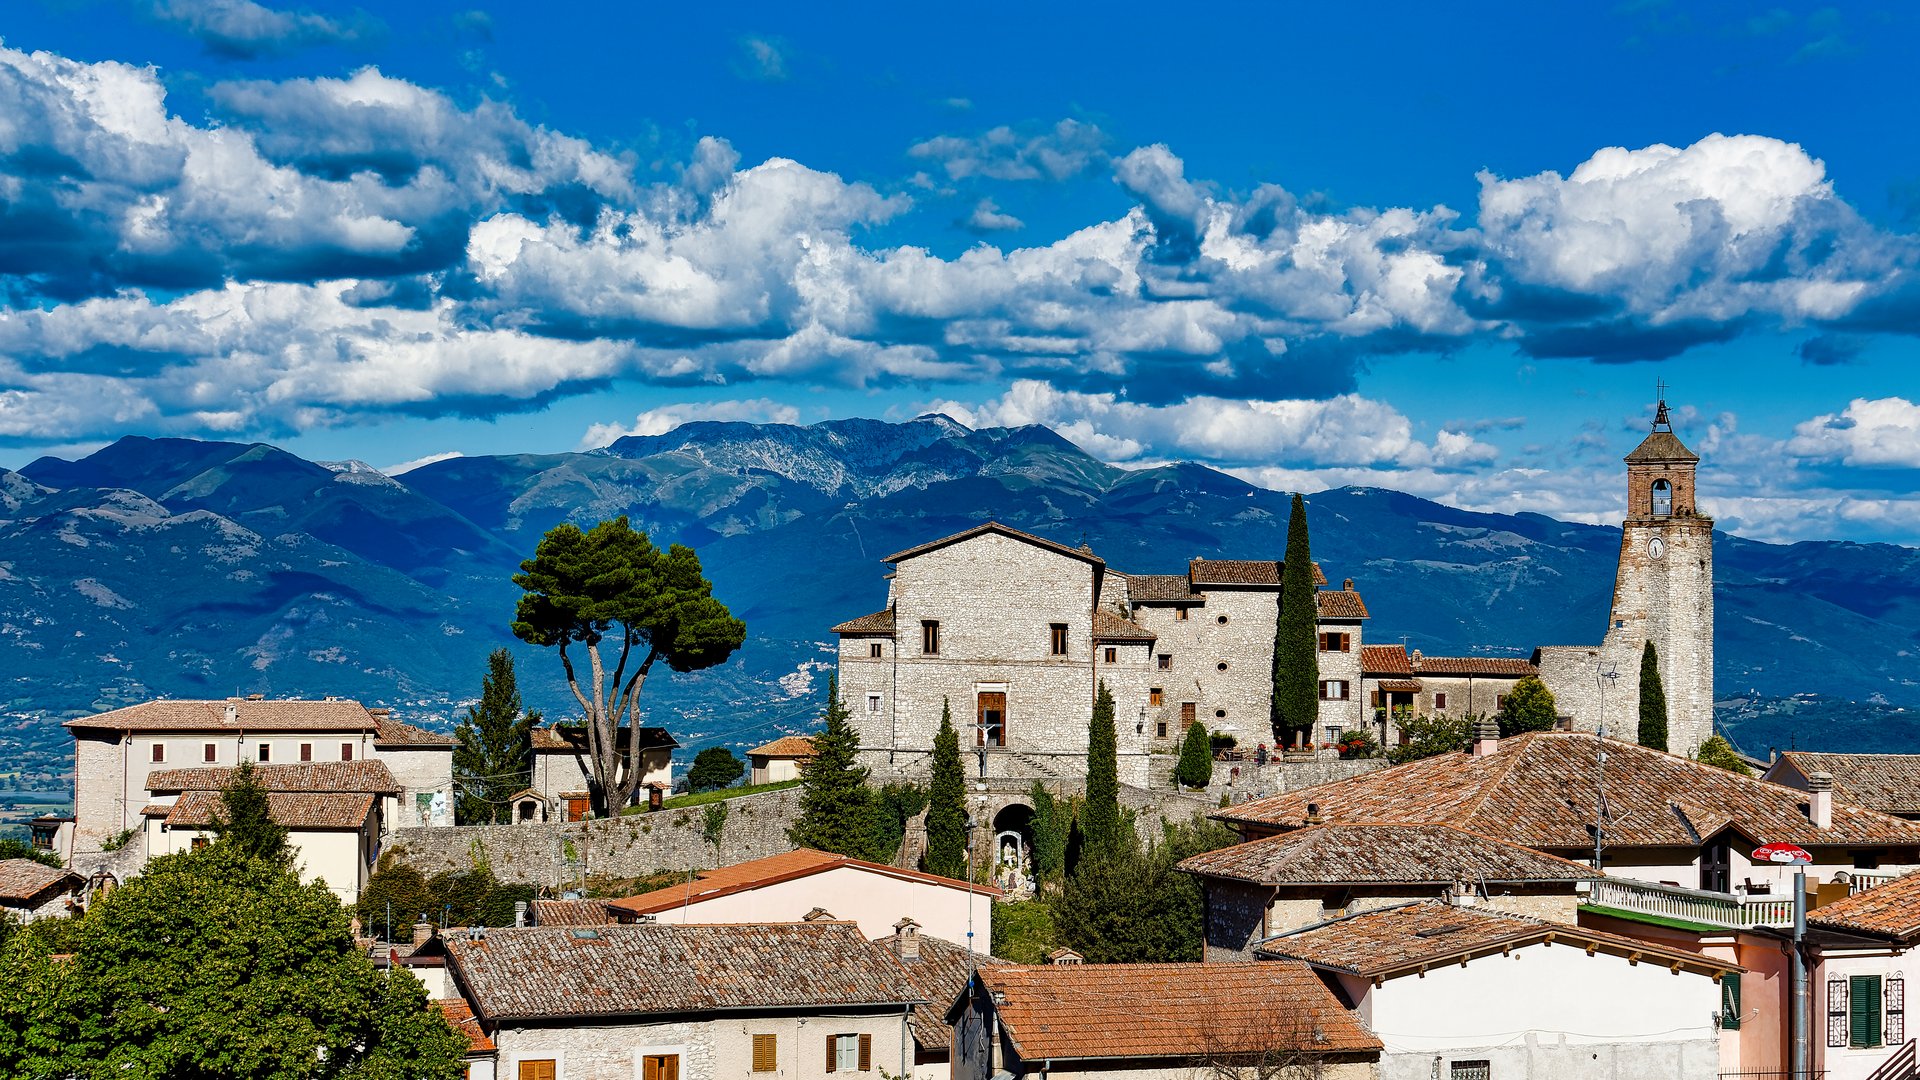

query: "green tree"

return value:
[0, 837, 61, 870]
[211, 760, 288, 863]
[356, 853, 535, 936]
[452, 648, 540, 824]
[1175, 720, 1213, 789]
[923, 701, 968, 879]
[1385, 713, 1473, 764]
[788, 677, 881, 858]
[1272, 494, 1320, 746]
[511, 516, 746, 817]
[1029, 782, 1067, 888]
[1639, 640, 1670, 751]
[866, 782, 929, 865]
[1497, 676, 1559, 737]
[1697, 735, 1754, 776]
[686, 747, 745, 793]
[1081, 681, 1122, 863]
[1054, 815, 1235, 964]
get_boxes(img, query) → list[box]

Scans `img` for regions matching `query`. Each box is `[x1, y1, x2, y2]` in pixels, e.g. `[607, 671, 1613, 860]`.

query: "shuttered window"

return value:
[1721, 973, 1742, 1030]
[1050, 623, 1068, 656]
[1852, 974, 1884, 1049]
[858, 1033, 872, 1072]
[1891, 976, 1907, 1046]
[1149, 688, 1164, 706]
[826, 1034, 867, 1072]
[1180, 702, 1197, 724]
[517, 1062, 556, 1080]
[641, 1055, 679, 1080]
[1830, 978, 1850, 1047]
[921, 621, 940, 654]
[751, 1034, 776, 1072]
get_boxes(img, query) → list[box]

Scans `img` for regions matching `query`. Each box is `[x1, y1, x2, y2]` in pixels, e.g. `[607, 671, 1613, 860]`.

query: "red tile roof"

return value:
[606, 848, 997, 917]
[973, 961, 1380, 1061]
[1091, 609, 1156, 642]
[528, 725, 677, 752]
[1177, 823, 1601, 886]
[1360, 645, 1412, 676]
[1315, 589, 1370, 620]
[66, 698, 380, 733]
[0, 859, 80, 904]
[145, 759, 400, 795]
[831, 609, 897, 635]
[747, 735, 817, 759]
[373, 717, 454, 747]
[1625, 427, 1699, 464]
[1375, 679, 1423, 693]
[1808, 870, 1920, 941]
[1410, 655, 1538, 677]
[530, 898, 613, 927]
[433, 998, 495, 1055]
[885, 522, 1102, 567]
[1775, 753, 1920, 817]
[162, 790, 377, 830]
[1126, 574, 1197, 602]
[872, 930, 1007, 1051]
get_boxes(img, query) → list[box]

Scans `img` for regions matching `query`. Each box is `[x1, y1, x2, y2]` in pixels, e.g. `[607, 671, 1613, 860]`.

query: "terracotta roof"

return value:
[1189, 559, 1277, 586]
[444, 922, 923, 1023]
[1376, 679, 1423, 693]
[1411, 655, 1537, 677]
[1256, 900, 1736, 979]
[1177, 823, 1601, 886]
[1360, 645, 1412, 677]
[373, 717, 454, 747]
[607, 848, 998, 917]
[831, 608, 896, 635]
[1126, 574, 1197, 603]
[1092, 609, 1156, 642]
[1315, 589, 1370, 620]
[162, 789, 377, 830]
[433, 998, 495, 1055]
[1775, 753, 1920, 817]
[1808, 871, 1920, 941]
[872, 931, 1007, 1050]
[0, 859, 80, 904]
[1625, 428, 1699, 463]
[139, 803, 171, 817]
[970, 961, 1380, 1061]
[747, 735, 817, 759]
[65, 698, 380, 733]
[1217, 732, 1920, 852]
[530, 898, 614, 927]
[528, 725, 678, 753]
[885, 522, 1103, 567]
[145, 759, 400, 795]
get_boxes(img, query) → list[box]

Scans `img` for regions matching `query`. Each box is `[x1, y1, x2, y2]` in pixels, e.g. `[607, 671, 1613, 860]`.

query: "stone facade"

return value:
[488, 1013, 913, 1080]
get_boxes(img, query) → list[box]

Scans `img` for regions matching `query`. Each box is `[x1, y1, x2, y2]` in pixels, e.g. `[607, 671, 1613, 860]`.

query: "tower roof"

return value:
[1624, 400, 1698, 464]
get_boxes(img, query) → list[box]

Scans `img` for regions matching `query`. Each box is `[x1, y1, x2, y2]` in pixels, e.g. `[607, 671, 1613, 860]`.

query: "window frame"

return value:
[1852, 973, 1885, 1048]
[257, 743, 271, 762]
[1174, 607, 1189, 621]
[1319, 680, 1349, 701]
[1149, 687, 1164, 707]
[1157, 653, 1172, 670]
[342, 743, 353, 761]
[1049, 623, 1069, 657]
[751, 1033, 777, 1073]
[869, 642, 883, 659]
[151, 743, 166, 763]
[299, 743, 313, 763]
[1434, 691, 1449, 711]
[921, 620, 940, 655]
[1103, 647, 1117, 664]
[866, 693, 882, 715]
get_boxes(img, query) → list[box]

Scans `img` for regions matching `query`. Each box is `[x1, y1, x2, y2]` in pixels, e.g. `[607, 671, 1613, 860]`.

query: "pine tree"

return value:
[923, 699, 968, 879]
[1639, 640, 1670, 751]
[452, 648, 539, 824]
[1272, 493, 1320, 746]
[788, 676, 879, 858]
[1081, 681, 1121, 862]
[1029, 782, 1066, 888]
[210, 760, 288, 863]
[1175, 720, 1213, 789]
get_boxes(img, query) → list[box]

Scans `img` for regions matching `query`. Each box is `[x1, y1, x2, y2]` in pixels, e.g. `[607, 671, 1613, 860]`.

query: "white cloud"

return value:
[736, 36, 788, 81]
[149, 0, 376, 58]
[964, 198, 1024, 233]
[579, 398, 804, 449]
[1787, 397, 1920, 468]
[909, 119, 1107, 182]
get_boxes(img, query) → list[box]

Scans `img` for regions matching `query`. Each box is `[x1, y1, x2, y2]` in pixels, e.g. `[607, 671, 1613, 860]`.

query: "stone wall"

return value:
[1134, 585, 1283, 749]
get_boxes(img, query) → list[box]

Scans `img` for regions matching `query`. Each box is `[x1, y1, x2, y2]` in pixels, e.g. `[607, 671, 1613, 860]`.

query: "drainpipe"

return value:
[900, 1005, 910, 1080]
[1792, 864, 1809, 1080]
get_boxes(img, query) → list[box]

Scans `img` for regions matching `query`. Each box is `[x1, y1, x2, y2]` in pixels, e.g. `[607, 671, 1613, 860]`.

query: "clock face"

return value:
[1648, 537, 1666, 559]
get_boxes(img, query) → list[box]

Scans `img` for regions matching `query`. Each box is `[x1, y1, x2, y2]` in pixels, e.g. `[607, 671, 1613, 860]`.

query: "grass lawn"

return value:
[621, 779, 801, 814]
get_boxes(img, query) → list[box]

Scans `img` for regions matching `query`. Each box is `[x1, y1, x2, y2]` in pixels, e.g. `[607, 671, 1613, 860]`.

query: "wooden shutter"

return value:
[641, 1056, 677, 1080]
[1721, 973, 1742, 1030]
[826, 1035, 837, 1073]
[858, 1033, 872, 1071]
[752, 1034, 776, 1072]
[1852, 975, 1884, 1048]
[519, 1062, 556, 1080]
[1180, 702, 1196, 723]
[1830, 978, 1850, 1047]
[1891, 976, 1907, 1046]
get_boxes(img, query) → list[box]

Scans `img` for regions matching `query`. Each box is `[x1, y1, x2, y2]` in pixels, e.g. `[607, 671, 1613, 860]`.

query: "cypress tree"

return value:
[788, 676, 879, 858]
[452, 648, 539, 824]
[923, 699, 968, 879]
[1029, 781, 1066, 887]
[1175, 720, 1213, 789]
[1639, 640, 1670, 751]
[1081, 681, 1121, 862]
[1272, 493, 1321, 746]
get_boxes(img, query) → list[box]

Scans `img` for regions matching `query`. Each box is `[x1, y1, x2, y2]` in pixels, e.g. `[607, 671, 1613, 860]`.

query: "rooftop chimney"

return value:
[1343, 578, 1354, 591]
[893, 917, 921, 961]
[1808, 771, 1833, 829]
[412, 920, 433, 950]
[224, 702, 238, 724]
[1446, 881, 1481, 908]
[802, 907, 836, 922]
[1470, 714, 1502, 757]
[1048, 947, 1084, 965]
[514, 900, 528, 928]
[1304, 802, 1323, 826]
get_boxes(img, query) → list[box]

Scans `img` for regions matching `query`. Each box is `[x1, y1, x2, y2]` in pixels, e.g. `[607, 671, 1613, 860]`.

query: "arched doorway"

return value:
[991, 802, 1035, 896]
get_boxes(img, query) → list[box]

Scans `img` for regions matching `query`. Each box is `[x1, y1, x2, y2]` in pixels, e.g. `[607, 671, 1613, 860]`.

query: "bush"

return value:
[1386, 713, 1471, 764]
[1334, 729, 1378, 759]
[0, 838, 62, 869]
[355, 853, 534, 937]
[1697, 735, 1754, 776]
[1498, 676, 1559, 737]
[1175, 721, 1214, 789]
[989, 899, 1057, 963]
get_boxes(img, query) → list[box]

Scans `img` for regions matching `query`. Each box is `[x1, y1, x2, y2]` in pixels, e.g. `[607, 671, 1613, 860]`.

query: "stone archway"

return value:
[990, 802, 1035, 896]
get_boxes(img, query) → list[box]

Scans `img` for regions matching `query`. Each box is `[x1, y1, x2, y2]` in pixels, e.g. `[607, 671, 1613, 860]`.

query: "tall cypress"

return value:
[1029, 781, 1066, 887]
[452, 648, 539, 824]
[1639, 640, 1670, 752]
[923, 699, 968, 879]
[1081, 681, 1121, 862]
[1272, 493, 1321, 746]
[788, 676, 879, 858]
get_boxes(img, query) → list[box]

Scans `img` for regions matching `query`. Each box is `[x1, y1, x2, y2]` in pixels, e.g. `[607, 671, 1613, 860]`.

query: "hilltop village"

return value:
[4, 402, 1917, 1080]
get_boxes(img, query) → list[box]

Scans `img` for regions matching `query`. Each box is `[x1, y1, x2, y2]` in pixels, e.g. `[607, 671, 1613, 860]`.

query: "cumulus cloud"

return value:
[149, 0, 379, 58]
[1787, 397, 1920, 468]
[579, 398, 804, 449]
[963, 198, 1023, 233]
[735, 36, 788, 81]
[909, 119, 1107, 182]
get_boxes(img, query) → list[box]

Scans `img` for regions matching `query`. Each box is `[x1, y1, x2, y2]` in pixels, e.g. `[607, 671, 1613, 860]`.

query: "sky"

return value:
[3, 1, 1920, 544]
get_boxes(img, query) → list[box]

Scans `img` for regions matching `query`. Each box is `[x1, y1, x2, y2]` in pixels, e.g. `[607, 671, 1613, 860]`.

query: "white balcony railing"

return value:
[1586, 878, 1797, 930]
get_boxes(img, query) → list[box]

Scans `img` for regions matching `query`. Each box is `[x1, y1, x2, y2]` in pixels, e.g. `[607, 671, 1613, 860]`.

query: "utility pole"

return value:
[1792, 863, 1809, 1080]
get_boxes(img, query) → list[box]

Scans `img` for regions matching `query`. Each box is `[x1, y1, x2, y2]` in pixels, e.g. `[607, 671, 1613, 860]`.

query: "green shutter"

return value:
[1722, 974, 1743, 1030]
[1852, 975, 1884, 1048]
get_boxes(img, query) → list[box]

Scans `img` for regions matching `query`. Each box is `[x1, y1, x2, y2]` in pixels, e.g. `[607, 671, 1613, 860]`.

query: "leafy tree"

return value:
[1385, 713, 1473, 764]
[356, 853, 535, 937]
[1175, 720, 1213, 789]
[788, 677, 881, 858]
[686, 747, 745, 793]
[866, 782, 929, 865]
[512, 516, 746, 817]
[923, 701, 968, 879]
[1697, 735, 1754, 777]
[1334, 728, 1379, 759]
[0, 837, 61, 870]
[1081, 681, 1122, 863]
[1639, 640, 1670, 752]
[1497, 676, 1559, 737]
[989, 899, 1058, 964]
[211, 760, 288, 863]
[452, 648, 539, 824]
[1029, 782, 1067, 888]
[1272, 493, 1320, 745]
[1054, 815, 1236, 964]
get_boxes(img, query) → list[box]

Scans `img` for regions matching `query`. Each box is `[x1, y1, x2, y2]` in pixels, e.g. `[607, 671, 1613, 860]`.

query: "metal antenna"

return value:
[1594, 662, 1621, 872]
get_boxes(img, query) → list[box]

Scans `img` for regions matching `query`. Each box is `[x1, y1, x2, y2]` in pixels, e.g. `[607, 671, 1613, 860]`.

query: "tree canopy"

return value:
[452, 648, 539, 824]
[686, 747, 745, 793]
[1497, 676, 1559, 737]
[923, 700, 968, 880]
[1386, 713, 1472, 764]
[1697, 735, 1753, 776]
[0, 838, 61, 870]
[1055, 815, 1237, 963]
[1639, 640, 1670, 752]
[210, 759, 288, 863]
[788, 677, 881, 859]
[1273, 493, 1320, 744]
[511, 517, 745, 816]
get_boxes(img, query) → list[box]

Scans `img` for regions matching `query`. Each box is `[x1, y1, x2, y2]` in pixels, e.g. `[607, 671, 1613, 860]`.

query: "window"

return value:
[1215, 708, 1227, 719]
[1434, 691, 1449, 711]
[1158, 654, 1172, 670]
[1216, 614, 1228, 625]
[1890, 976, 1906, 1045]
[1319, 680, 1349, 701]
[1174, 607, 1189, 621]
[1721, 972, 1743, 1030]
[190, 837, 209, 850]
[1319, 632, 1350, 652]
[151, 744, 166, 763]
[1181, 702, 1197, 724]
[869, 642, 883, 659]
[257, 743, 271, 762]
[1852, 974, 1884, 1048]
[1156, 720, 1168, 738]
[921, 620, 940, 654]
[1856, 853, 1882, 870]
[1149, 688, 1164, 706]
[866, 693, 882, 715]
[640, 1057, 678, 1080]
[1325, 725, 1341, 743]
[300, 743, 312, 763]
[977, 692, 1006, 748]
[204, 743, 217, 762]
[1449, 1062, 1491, 1080]
[1103, 647, 1117, 663]
[518, 1063, 556, 1080]
[1652, 478, 1673, 516]
[342, 743, 353, 761]
[1050, 623, 1069, 656]
[826, 1034, 871, 1073]
[1495, 695, 1508, 712]
[752, 1034, 777, 1072]
[1830, 978, 1850, 1048]
[1216, 661, 1229, 672]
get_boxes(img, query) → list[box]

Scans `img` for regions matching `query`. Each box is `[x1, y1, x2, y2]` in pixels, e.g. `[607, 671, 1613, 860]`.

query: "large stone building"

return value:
[832, 522, 1368, 784]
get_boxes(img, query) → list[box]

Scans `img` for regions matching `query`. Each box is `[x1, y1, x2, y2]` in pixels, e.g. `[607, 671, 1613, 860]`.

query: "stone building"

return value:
[831, 522, 1366, 785]
[1358, 646, 1540, 747]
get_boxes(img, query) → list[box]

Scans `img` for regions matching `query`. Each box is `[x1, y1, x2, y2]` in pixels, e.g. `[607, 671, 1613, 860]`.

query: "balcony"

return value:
[1585, 877, 1797, 930]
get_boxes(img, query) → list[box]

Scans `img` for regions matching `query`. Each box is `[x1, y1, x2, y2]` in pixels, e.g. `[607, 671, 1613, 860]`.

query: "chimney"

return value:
[893, 917, 921, 961]
[224, 701, 238, 724]
[1808, 771, 1833, 829]
[1470, 715, 1502, 757]
[514, 900, 528, 928]
[802, 907, 836, 922]
[1047, 947, 1084, 965]
[1446, 881, 1480, 908]
[1343, 578, 1354, 591]
[1304, 802, 1323, 826]
[412, 920, 433, 950]
[368, 707, 391, 720]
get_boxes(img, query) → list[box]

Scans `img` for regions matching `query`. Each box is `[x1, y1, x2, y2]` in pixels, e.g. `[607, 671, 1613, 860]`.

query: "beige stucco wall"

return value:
[532, 747, 673, 815]
[493, 1010, 914, 1080]
[750, 756, 804, 785]
[375, 746, 455, 828]
[147, 821, 372, 903]
[643, 864, 990, 945]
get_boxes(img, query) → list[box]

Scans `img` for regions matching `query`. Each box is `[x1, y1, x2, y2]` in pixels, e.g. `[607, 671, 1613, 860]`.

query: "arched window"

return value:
[1652, 478, 1673, 516]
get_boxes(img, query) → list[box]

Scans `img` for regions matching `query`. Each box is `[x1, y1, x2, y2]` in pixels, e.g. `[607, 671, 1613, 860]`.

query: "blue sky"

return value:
[3, 1, 1920, 543]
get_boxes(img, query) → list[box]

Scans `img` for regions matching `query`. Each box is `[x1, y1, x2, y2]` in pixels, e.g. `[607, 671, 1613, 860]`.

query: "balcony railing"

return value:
[1851, 872, 1898, 894]
[1586, 878, 1797, 930]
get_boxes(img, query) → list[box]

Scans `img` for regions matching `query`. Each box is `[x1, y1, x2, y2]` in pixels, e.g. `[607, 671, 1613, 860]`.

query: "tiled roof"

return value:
[444, 922, 924, 1023]
[1411, 655, 1537, 677]
[1176, 823, 1601, 886]
[1188, 558, 1278, 586]
[145, 759, 400, 795]
[872, 931, 1007, 1050]
[1376, 679, 1423, 693]
[530, 898, 613, 927]
[65, 698, 379, 733]
[606, 847, 997, 917]
[1255, 900, 1736, 979]
[1092, 609, 1156, 642]
[0, 859, 80, 904]
[1126, 574, 1197, 603]
[885, 522, 1102, 567]
[162, 789, 377, 830]
[1625, 428, 1699, 463]
[973, 962, 1380, 1061]
[528, 725, 678, 752]
[747, 735, 817, 759]
[1776, 753, 1920, 817]
[1315, 589, 1370, 620]
[1360, 645, 1412, 676]
[373, 717, 454, 747]
[1808, 870, 1920, 941]
[1217, 732, 1920, 851]
[831, 608, 896, 635]
[433, 998, 495, 1055]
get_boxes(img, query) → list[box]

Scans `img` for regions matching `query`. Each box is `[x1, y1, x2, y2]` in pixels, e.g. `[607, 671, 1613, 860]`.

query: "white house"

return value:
[514, 724, 678, 823]
[747, 735, 815, 785]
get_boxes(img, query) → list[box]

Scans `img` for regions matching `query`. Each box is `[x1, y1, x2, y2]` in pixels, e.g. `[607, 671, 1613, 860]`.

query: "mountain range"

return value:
[3, 414, 1917, 790]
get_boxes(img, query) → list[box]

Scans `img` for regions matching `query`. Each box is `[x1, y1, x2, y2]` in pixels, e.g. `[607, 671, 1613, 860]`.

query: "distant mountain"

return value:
[4, 415, 1919, 793]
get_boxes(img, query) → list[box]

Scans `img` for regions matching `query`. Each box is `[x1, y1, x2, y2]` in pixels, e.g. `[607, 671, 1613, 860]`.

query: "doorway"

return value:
[977, 691, 1006, 746]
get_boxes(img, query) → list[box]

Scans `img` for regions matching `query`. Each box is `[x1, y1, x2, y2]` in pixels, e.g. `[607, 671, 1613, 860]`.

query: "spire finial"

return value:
[1652, 379, 1672, 431]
